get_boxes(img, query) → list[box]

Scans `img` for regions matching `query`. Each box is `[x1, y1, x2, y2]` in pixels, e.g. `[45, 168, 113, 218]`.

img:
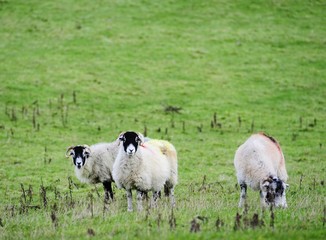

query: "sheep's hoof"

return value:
[127, 208, 133, 212]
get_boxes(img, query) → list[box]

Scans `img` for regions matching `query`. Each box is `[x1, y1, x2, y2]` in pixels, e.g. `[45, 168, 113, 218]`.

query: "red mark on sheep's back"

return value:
[258, 132, 283, 159]
[140, 143, 158, 156]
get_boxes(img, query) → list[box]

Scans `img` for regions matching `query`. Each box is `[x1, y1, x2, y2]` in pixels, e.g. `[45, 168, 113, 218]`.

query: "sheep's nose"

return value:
[128, 149, 134, 153]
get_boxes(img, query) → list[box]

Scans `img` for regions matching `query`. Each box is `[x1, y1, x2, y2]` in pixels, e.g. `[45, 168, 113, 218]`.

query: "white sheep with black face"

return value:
[234, 132, 289, 208]
[112, 131, 176, 212]
[65, 141, 120, 202]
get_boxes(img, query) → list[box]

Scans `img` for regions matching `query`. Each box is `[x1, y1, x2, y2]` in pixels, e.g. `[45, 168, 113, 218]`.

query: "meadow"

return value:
[0, 0, 325, 239]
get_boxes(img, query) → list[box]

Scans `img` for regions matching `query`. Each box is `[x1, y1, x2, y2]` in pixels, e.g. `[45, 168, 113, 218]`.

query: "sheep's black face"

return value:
[261, 177, 288, 208]
[69, 146, 90, 169]
[119, 131, 142, 156]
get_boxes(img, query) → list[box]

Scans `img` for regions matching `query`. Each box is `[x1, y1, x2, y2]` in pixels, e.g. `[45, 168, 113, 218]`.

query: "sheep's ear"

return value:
[83, 145, 91, 157]
[261, 180, 270, 191]
[137, 132, 145, 145]
[118, 132, 125, 140]
[65, 146, 75, 158]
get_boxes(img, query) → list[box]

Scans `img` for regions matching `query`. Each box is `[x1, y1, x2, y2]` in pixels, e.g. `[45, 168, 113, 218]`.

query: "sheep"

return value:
[112, 131, 177, 212]
[65, 140, 120, 202]
[234, 132, 289, 208]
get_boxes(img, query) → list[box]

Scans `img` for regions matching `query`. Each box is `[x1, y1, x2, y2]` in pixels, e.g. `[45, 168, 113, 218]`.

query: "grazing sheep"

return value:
[65, 141, 120, 202]
[234, 132, 289, 208]
[112, 131, 176, 212]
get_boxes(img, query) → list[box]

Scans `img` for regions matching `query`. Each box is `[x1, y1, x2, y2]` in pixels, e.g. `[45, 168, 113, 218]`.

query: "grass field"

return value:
[0, 0, 325, 239]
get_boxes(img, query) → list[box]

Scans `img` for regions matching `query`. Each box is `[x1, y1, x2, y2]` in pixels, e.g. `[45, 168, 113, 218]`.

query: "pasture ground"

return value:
[0, 0, 325, 239]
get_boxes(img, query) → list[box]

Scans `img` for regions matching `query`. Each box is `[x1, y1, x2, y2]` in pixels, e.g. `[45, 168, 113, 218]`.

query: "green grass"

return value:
[0, 0, 325, 239]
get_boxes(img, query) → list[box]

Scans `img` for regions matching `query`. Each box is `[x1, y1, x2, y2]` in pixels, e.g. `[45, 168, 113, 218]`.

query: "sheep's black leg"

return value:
[153, 191, 160, 202]
[163, 182, 175, 206]
[143, 191, 149, 200]
[137, 190, 144, 212]
[150, 191, 160, 209]
[239, 182, 247, 207]
[164, 184, 170, 196]
[103, 181, 114, 202]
